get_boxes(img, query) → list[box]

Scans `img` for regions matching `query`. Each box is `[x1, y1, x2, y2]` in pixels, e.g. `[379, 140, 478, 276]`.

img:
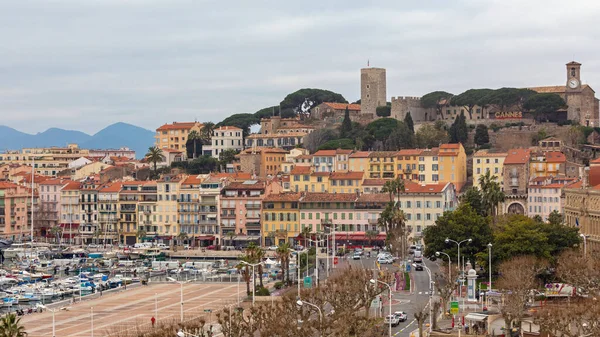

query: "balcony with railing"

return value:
[246, 213, 261, 219]
[245, 203, 261, 210]
[198, 219, 217, 225]
[246, 221, 261, 229]
[200, 206, 218, 213]
[221, 222, 235, 228]
[120, 206, 137, 213]
[221, 212, 235, 218]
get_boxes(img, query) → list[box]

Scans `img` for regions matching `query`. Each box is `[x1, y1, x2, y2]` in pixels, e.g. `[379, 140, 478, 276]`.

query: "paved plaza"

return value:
[21, 283, 242, 337]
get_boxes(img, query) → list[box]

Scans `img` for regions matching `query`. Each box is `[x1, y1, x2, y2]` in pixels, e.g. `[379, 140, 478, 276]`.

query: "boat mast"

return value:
[30, 157, 35, 244]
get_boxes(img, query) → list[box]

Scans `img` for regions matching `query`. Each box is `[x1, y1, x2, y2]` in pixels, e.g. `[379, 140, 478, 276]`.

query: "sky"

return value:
[1, 0, 599, 134]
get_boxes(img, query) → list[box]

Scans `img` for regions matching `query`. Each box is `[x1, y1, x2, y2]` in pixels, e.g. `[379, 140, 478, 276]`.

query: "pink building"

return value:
[220, 179, 282, 246]
[38, 179, 71, 239]
[528, 176, 576, 221]
[0, 182, 37, 240]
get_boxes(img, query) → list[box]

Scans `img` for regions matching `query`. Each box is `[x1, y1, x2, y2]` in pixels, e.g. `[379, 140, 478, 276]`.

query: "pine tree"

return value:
[449, 112, 468, 144]
[474, 124, 490, 146]
[404, 112, 415, 134]
[340, 106, 352, 138]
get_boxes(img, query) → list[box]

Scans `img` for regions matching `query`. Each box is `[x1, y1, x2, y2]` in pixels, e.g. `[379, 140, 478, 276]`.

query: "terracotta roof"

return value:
[61, 181, 81, 191]
[529, 183, 567, 189]
[504, 149, 531, 165]
[439, 151, 458, 157]
[110, 156, 131, 162]
[403, 181, 449, 193]
[182, 175, 202, 185]
[264, 192, 301, 202]
[39, 179, 71, 186]
[0, 182, 18, 189]
[336, 149, 353, 155]
[223, 180, 266, 191]
[397, 149, 423, 156]
[330, 171, 364, 180]
[301, 193, 357, 202]
[215, 126, 242, 131]
[246, 132, 307, 139]
[291, 166, 312, 175]
[369, 151, 398, 158]
[99, 182, 123, 193]
[311, 172, 330, 177]
[473, 150, 508, 157]
[161, 149, 182, 153]
[313, 150, 337, 156]
[295, 155, 313, 160]
[440, 143, 461, 149]
[157, 122, 201, 131]
[545, 151, 566, 163]
[240, 147, 288, 154]
[357, 193, 390, 203]
[322, 102, 361, 111]
[349, 151, 371, 158]
[363, 179, 387, 186]
[590, 157, 600, 164]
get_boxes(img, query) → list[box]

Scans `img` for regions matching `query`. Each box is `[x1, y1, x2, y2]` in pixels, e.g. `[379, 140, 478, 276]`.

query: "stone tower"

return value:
[360, 67, 387, 116]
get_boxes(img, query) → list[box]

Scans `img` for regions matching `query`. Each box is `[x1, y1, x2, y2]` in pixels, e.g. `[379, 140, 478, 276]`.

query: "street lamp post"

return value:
[435, 251, 452, 283]
[422, 264, 434, 333]
[240, 261, 263, 306]
[371, 279, 393, 337]
[306, 238, 324, 284]
[580, 234, 588, 256]
[487, 243, 493, 294]
[167, 277, 191, 322]
[445, 238, 472, 298]
[40, 306, 57, 337]
[297, 300, 323, 332]
[91, 306, 94, 337]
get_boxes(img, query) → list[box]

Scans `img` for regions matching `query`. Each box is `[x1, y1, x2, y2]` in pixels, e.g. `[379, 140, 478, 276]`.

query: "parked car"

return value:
[294, 245, 304, 251]
[384, 315, 400, 327]
[354, 248, 364, 256]
[408, 245, 416, 254]
[183, 245, 191, 250]
[353, 253, 361, 260]
[267, 246, 278, 251]
[206, 245, 217, 250]
[415, 264, 424, 271]
[394, 311, 408, 322]
[377, 257, 393, 264]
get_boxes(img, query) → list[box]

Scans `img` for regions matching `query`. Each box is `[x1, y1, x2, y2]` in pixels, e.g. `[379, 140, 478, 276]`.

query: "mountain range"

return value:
[0, 122, 154, 159]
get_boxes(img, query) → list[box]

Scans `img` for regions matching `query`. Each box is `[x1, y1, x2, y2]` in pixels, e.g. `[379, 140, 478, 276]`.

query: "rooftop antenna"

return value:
[367, 59, 370, 67]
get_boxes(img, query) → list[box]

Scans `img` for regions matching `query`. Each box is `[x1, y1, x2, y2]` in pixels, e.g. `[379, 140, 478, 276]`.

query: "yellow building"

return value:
[290, 166, 312, 192]
[419, 148, 441, 184]
[438, 143, 467, 192]
[262, 193, 301, 246]
[368, 152, 397, 179]
[396, 149, 422, 181]
[329, 171, 364, 193]
[528, 151, 566, 179]
[72, 162, 111, 181]
[137, 181, 158, 240]
[0, 144, 91, 176]
[349, 151, 370, 172]
[156, 176, 182, 241]
[472, 150, 507, 189]
[155, 122, 203, 152]
[98, 182, 123, 243]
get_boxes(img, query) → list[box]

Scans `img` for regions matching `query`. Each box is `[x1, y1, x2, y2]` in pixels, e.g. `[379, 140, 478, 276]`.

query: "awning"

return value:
[465, 313, 488, 322]
[196, 235, 215, 240]
[236, 236, 260, 241]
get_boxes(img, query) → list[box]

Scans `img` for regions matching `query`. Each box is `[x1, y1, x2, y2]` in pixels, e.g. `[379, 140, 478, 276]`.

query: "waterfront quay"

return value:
[21, 282, 241, 337]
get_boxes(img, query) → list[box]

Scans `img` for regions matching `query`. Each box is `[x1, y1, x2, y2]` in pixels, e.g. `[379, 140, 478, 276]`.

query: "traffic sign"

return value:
[334, 257, 339, 265]
[371, 295, 382, 308]
[303, 276, 313, 289]
[450, 301, 459, 314]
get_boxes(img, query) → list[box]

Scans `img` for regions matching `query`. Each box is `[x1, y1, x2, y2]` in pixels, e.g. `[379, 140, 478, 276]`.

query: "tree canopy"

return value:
[216, 113, 259, 137]
[451, 89, 493, 119]
[474, 124, 490, 146]
[404, 112, 414, 134]
[522, 93, 567, 121]
[448, 111, 468, 144]
[366, 118, 401, 142]
[415, 122, 448, 148]
[318, 138, 355, 150]
[477, 88, 537, 111]
[375, 106, 391, 117]
[279, 88, 347, 117]
[423, 203, 493, 265]
[421, 91, 453, 109]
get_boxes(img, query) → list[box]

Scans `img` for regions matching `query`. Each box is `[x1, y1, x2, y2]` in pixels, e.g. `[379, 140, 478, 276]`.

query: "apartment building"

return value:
[311, 149, 352, 173]
[529, 151, 566, 179]
[262, 193, 301, 246]
[368, 152, 397, 179]
[329, 172, 364, 193]
[0, 182, 36, 240]
[438, 143, 467, 192]
[212, 126, 244, 159]
[98, 183, 122, 244]
[473, 150, 507, 189]
[245, 116, 314, 150]
[38, 179, 70, 239]
[79, 182, 100, 244]
[528, 176, 576, 221]
[349, 151, 370, 172]
[155, 121, 203, 152]
[0, 144, 90, 176]
[178, 176, 200, 239]
[502, 149, 531, 215]
[564, 180, 600, 252]
[138, 182, 158, 242]
[220, 179, 282, 246]
[238, 147, 288, 178]
[395, 149, 421, 181]
[60, 181, 81, 244]
[281, 149, 310, 174]
[156, 176, 182, 242]
[118, 182, 140, 244]
[397, 181, 458, 237]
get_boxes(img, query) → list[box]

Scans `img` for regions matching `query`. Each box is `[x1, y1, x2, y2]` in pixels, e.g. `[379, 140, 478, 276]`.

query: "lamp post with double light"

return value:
[297, 300, 323, 333]
[371, 279, 393, 337]
[167, 277, 191, 322]
[445, 238, 472, 297]
[240, 261, 263, 306]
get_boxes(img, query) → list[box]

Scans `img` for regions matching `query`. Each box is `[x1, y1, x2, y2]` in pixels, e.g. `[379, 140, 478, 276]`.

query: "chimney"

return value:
[583, 167, 590, 188]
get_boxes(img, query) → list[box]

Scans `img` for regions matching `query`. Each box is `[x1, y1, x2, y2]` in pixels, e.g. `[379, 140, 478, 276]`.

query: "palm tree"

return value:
[136, 228, 147, 244]
[275, 229, 288, 246]
[93, 228, 103, 246]
[266, 231, 276, 247]
[478, 171, 505, 217]
[276, 242, 292, 285]
[300, 226, 312, 249]
[246, 243, 264, 288]
[187, 131, 201, 159]
[145, 146, 165, 175]
[177, 232, 189, 247]
[200, 122, 216, 143]
[237, 254, 252, 295]
[0, 313, 27, 337]
[365, 230, 378, 247]
[226, 232, 237, 248]
[50, 226, 62, 245]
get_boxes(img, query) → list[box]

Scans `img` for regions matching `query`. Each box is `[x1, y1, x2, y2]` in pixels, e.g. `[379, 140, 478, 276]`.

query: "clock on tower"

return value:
[566, 61, 582, 91]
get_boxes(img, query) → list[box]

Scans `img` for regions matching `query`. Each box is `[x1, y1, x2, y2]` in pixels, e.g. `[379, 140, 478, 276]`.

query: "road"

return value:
[348, 252, 439, 337]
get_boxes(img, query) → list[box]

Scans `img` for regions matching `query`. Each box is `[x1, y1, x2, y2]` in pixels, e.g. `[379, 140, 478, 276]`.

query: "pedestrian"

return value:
[151, 316, 156, 327]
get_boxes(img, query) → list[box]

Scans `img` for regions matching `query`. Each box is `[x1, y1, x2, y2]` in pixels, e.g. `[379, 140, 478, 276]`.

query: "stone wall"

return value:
[239, 153, 261, 176]
[360, 68, 386, 116]
[391, 96, 435, 122]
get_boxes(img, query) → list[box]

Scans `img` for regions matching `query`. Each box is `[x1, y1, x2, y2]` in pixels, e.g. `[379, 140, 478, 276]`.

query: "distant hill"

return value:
[0, 123, 154, 159]
[82, 123, 155, 158]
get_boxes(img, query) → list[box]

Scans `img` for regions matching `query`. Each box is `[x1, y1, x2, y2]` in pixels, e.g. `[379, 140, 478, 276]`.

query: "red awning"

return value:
[59, 223, 80, 228]
[196, 235, 215, 240]
[334, 233, 386, 241]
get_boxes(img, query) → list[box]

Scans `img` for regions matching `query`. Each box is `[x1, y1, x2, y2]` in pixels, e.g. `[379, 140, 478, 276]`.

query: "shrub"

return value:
[255, 287, 270, 296]
[274, 281, 283, 290]
[490, 123, 501, 132]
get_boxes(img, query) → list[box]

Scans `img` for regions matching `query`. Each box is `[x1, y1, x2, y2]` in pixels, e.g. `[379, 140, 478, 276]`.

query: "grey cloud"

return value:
[0, 0, 599, 133]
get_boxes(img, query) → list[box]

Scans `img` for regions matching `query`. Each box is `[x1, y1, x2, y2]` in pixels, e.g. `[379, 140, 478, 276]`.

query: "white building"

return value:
[212, 126, 243, 159]
[528, 176, 576, 221]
